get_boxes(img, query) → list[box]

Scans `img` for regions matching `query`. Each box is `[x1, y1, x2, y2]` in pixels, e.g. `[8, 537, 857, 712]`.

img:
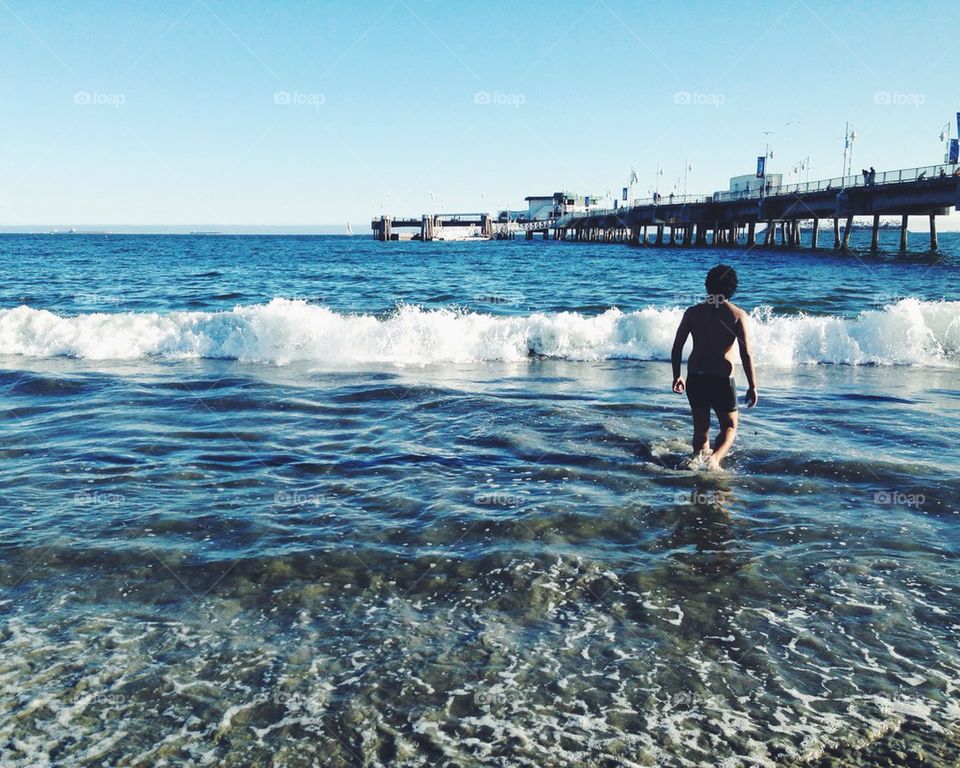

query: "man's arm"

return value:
[736, 310, 759, 407]
[671, 309, 691, 393]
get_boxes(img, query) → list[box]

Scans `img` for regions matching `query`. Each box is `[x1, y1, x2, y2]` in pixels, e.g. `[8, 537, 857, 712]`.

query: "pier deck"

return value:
[560, 163, 958, 251]
[373, 162, 960, 251]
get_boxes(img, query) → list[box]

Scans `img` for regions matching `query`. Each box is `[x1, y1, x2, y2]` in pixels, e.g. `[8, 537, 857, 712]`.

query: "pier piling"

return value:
[841, 216, 854, 250]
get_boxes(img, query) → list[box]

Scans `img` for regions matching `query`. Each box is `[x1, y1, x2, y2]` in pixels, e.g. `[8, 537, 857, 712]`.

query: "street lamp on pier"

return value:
[759, 130, 774, 197]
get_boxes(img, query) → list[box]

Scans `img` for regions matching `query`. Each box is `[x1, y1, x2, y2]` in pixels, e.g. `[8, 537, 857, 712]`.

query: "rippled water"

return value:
[1, 233, 959, 767]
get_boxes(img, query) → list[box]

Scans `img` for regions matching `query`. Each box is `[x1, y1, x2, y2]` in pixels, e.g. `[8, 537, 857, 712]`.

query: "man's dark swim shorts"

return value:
[686, 372, 738, 413]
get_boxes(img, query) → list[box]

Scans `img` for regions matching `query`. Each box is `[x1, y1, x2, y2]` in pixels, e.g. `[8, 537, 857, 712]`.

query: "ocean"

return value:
[1, 232, 958, 767]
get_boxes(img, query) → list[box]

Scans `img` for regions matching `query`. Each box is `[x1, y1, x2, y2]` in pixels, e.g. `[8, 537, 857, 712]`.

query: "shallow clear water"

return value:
[1, 233, 959, 767]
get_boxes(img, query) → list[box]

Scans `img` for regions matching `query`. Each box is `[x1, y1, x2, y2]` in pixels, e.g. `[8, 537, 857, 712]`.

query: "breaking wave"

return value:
[0, 298, 957, 367]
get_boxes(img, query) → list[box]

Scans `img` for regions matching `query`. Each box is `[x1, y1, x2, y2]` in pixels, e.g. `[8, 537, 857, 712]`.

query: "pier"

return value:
[557, 163, 958, 252]
[373, 162, 959, 251]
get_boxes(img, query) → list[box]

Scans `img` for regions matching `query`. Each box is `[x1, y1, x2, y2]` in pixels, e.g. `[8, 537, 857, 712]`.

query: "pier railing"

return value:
[713, 162, 959, 201]
[563, 162, 960, 219]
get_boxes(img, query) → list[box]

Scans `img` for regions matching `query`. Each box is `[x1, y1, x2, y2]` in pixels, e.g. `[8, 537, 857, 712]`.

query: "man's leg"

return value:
[708, 410, 739, 469]
[691, 408, 711, 454]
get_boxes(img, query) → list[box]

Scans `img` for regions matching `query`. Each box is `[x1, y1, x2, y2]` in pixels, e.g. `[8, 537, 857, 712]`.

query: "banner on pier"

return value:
[950, 139, 959, 164]
[756, 156, 766, 178]
[622, 187, 628, 201]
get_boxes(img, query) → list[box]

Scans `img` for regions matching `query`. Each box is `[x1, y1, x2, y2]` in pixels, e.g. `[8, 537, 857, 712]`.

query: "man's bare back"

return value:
[684, 301, 746, 376]
[670, 266, 758, 470]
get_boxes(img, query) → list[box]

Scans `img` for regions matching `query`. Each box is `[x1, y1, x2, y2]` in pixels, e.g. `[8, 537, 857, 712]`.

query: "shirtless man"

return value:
[671, 265, 758, 470]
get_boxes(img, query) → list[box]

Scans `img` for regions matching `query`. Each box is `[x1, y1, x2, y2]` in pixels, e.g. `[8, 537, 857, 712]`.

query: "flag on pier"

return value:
[950, 139, 959, 164]
[756, 156, 766, 178]
[622, 187, 628, 201]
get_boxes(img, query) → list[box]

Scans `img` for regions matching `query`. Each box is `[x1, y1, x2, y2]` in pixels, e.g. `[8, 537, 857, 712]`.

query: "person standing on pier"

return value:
[671, 265, 759, 470]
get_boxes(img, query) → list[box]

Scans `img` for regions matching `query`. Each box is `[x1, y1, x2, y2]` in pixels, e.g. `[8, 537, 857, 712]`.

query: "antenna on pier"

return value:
[842, 122, 857, 179]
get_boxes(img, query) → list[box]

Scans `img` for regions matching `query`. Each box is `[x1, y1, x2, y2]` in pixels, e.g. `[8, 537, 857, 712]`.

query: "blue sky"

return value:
[1, 0, 957, 228]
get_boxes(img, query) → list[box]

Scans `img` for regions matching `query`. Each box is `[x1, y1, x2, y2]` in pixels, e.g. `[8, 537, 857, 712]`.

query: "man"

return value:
[671, 265, 758, 470]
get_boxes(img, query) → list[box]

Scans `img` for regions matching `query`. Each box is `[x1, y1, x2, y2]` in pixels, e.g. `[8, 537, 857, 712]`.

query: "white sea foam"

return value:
[0, 298, 957, 367]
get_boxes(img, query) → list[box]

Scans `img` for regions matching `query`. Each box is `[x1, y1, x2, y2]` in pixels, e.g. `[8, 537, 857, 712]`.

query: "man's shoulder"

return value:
[685, 301, 748, 323]
[725, 301, 747, 317]
[726, 302, 751, 326]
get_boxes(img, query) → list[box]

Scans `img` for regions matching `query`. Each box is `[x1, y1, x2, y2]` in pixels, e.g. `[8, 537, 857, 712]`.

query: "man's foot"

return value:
[687, 448, 713, 470]
[705, 454, 722, 471]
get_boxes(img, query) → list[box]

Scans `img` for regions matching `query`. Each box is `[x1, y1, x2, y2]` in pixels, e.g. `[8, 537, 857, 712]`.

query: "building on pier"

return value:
[728, 173, 783, 196]
[524, 192, 608, 221]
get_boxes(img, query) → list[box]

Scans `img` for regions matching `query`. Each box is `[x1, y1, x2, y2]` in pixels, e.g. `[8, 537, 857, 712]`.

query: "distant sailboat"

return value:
[345, 222, 354, 236]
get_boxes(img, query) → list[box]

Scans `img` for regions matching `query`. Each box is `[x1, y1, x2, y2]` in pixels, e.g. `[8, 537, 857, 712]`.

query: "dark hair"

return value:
[705, 264, 738, 300]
